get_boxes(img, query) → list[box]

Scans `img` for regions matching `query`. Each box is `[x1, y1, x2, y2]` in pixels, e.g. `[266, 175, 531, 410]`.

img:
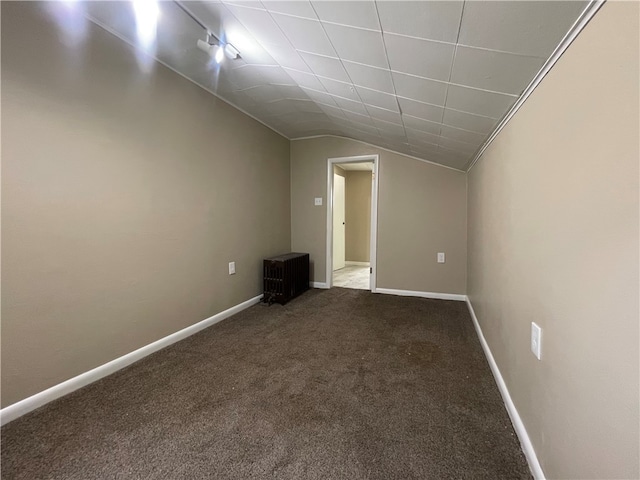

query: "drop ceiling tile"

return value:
[262, 99, 322, 116]
[365, 105, 403, 125]
[317, 103, 346, 118]
[241, 84, 281, 102]
[222, 91, 259, 111]
[411, 149, 441, 163]
[222, 1, 265, 9]
[397, 97, 443, 123]
[384, 33, 455, 81]
[405, 127, 440, 147]
[298, 52, 350, 82]
[261, 43, 311, 72]
[437, 146, 474, 166]
[284, 68, 326, 90]
[235, 49, 279, 67]
[392, 72, 448, 106]
[271, 14, 335, 56]
[342, 61, 394, 93]
[262, 65, 297, 85]
[410, 142, 440, 155]
[321, 23, 388, 68]
[274, 84, 309, 100]
[330, 117, 356, 128]
[331, 96, 369, 115]
[402, 115, 441, 136]
[382, 140, 410, 150]
[438, 136, 480, 154]
[343, 110, 376, 126]
[445, 84, 516, 118]
[276, 111, 329, 124]
[372, 119, 405, 137]
[451, 46, 545, 95]
[263, 1, 318, 19]
[439, 124, 487, 145]
[355, 86, 399, 112]
[458, 1, 588, 57]
[311, 1, 380, 30]
[302, 88, 338, 106]
[376, 1, 464, 43]
[442, 108, 497, 134]
[378, 132, 408, 143]
[319, 77, 360, 100]
[228, 67, 269, 89]
[341, 121, 379, 135]
[224, 3, 291, 47]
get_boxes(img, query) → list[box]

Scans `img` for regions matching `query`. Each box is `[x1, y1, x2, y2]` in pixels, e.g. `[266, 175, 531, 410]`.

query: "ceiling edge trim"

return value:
[83, 14, 292, 142]
[465, 0, 606, 173]
[292, 134, 466, 173]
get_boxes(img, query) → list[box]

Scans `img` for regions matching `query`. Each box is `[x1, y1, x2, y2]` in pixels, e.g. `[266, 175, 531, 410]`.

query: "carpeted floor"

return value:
[1, 288, 530, 479]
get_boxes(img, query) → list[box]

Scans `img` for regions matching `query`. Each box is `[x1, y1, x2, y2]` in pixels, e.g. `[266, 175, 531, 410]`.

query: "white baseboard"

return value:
[375, 287, 466, 302]
[345, 261, 370, 266]
[310, 282, 328, 289]
[0, 294, 263, 426]
[465, 298, 545, 480]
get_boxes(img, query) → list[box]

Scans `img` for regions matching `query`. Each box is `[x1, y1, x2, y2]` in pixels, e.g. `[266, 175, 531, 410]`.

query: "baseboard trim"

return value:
[0, 294, 263, 426]
[375, 288, 466, 302]
[465, 298, 545, 480]
[310, 282, 329, 289]
[345, 261, 370, 266]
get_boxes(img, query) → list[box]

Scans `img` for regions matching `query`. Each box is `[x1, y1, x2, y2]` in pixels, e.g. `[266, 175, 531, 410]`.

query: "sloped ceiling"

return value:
[62, 1, 588, 171]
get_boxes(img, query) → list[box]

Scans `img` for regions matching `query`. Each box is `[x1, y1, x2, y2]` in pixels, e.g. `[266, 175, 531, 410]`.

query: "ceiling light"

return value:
[174, 3, 241, 65]
[214, 45, 224, 64]
[224, 43, 240, 60]
[196, 33, 240, 65]
[132, 0, 159, 50]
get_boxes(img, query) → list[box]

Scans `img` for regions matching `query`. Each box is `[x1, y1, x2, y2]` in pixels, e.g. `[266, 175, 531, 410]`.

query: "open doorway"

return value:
[326, 155, 379, 291]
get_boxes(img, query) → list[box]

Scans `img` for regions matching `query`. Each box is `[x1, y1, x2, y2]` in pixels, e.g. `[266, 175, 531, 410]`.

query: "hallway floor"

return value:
[333, 265, 370, 290]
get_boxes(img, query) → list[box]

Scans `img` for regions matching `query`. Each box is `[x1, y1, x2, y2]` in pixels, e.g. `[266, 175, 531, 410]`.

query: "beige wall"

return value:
[467, 3, 639, 479]
[345, 171, 372, 263]
[1, 2, 290, 407]
[291, 136, 466, 293]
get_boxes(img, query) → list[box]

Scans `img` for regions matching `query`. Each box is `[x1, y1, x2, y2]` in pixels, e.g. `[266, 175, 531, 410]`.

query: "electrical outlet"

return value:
[437, 252, 445, 263]
[531, 322, 542, 360]
[228, 262, 236, 275]
[314, 197, 323, 206]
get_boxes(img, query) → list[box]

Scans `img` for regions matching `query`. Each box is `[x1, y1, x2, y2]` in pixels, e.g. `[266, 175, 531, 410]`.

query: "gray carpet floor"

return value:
[1, 288, 531, 479]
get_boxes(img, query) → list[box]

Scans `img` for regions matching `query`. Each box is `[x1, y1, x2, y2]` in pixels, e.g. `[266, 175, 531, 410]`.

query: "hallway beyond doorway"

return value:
[333, 265, 370, 290]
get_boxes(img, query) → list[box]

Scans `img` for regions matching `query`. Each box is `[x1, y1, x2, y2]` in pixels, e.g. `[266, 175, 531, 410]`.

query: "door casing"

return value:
[326, 154, 379, 291]
[332, 173, 346, 271]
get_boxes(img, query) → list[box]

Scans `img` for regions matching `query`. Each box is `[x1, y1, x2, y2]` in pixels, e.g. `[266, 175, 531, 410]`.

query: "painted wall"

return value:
[291, 136, 466, 294]
[1, 2, 291, 407]
[345, 171, 372, 263]
[466, 2, 639, 479]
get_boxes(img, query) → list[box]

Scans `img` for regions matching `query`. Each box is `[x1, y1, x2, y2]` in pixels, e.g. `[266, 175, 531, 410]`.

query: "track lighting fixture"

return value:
[173, 1, 241, 64]
[196, 33, 240, 64]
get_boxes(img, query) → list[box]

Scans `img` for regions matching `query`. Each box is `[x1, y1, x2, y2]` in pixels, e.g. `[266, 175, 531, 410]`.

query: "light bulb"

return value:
[214, 45, 224, 64]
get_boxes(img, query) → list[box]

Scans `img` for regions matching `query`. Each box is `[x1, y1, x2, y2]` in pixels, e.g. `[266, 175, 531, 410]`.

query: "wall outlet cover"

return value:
[531, 322, 542, 360]
[314, 197, 323, 206]
[437, 252, 445, 263]
[229, 262, 236, 275]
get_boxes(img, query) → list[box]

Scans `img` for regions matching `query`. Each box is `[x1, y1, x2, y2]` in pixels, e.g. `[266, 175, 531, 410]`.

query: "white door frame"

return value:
[326, 154, 379, 292]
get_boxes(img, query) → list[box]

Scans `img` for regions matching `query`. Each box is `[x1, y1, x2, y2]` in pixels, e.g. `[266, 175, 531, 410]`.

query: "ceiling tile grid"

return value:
[77, 0, 588, 170]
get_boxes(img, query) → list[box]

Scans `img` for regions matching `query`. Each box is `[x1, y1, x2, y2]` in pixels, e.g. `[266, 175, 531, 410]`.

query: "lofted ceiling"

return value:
[67, 1, 588, 171]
